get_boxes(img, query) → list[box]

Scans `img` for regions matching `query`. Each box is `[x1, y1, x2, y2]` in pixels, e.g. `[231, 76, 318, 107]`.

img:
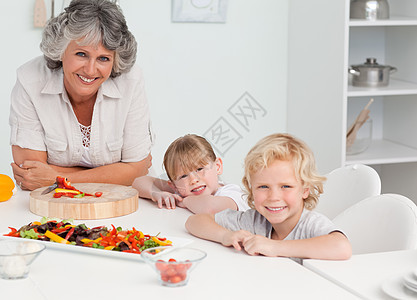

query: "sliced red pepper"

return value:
[64, 227, 75, 241]
[131, 241, 140, 252]
[56, 176, 76, 190]
[4, 227, 20, 237]
[128, 235, 136, 243]
[91, 226, 105, 230]
[6, 227, 17, 233]
[99, 240, 109, 247]
[110, 224, 117, 236]
[51, 227, 68, 234]
[55, 222, 64, 228]
[53, 192, 76, 198]
[62, 193, 75, 198]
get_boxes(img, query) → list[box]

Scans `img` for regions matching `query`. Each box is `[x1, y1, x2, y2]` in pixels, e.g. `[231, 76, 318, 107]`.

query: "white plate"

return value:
[381, 275, 417, 300]
[0, 234, 192, 261]
[403, 272, 417, 290]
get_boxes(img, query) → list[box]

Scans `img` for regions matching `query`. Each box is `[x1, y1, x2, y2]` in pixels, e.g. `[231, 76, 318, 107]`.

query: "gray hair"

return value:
[40, 0, 137, 77]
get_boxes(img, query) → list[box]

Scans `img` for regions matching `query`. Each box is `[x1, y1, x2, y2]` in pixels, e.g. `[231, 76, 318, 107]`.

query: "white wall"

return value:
[0, 0, 288, 186]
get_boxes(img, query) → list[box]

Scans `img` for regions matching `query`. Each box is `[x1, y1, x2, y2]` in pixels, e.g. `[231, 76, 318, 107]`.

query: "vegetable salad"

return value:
[4, 218, 172, 254]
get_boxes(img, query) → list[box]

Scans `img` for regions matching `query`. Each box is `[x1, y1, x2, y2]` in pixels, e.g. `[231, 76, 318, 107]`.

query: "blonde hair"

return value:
[242, 133, 325, 210]
[163, 134, 216, 181]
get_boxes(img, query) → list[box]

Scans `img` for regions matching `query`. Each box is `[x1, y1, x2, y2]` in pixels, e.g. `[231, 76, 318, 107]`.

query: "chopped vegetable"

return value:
[4, 227, 20, 237]
[56, 176, 75, 190]
[152, 236, 172, 246]
[45, 230, 70, 244]
[20, 229, 39, 239]
[54, 188, 80, 195]
[4, 220, 172, 255]
[47, 176, 103, 198]
[64, 227, 75, 241]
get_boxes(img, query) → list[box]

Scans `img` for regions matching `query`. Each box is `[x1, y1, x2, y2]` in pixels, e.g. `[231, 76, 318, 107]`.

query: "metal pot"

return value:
[350, 0, 389, 20]
[349, 58, 397, 87]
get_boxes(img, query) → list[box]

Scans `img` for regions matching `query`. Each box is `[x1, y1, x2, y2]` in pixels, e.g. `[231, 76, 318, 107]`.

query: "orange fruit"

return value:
[0, 174, 15, 202]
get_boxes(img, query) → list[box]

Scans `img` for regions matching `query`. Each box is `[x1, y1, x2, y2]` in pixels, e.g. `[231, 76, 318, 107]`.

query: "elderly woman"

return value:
[9, 0, 153, 191]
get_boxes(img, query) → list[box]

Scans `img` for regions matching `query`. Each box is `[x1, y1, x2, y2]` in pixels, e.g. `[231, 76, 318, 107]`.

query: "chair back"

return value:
[333, 194, 417, 254]
[316, 164, 381, 219]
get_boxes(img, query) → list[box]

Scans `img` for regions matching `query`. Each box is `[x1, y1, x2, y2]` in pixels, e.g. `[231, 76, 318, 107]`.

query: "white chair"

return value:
[333, 194, 417, 254]
[316, 164, 381, 220]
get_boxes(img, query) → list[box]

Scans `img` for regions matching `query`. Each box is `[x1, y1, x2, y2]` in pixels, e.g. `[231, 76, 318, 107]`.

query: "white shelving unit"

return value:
[348, 79, 417, 97]
[287, 0, 417, 202]
[349, 15, 417, 27]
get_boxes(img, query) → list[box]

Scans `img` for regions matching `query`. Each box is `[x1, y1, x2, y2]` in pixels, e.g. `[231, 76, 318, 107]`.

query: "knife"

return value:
[41, 183, 58, 195]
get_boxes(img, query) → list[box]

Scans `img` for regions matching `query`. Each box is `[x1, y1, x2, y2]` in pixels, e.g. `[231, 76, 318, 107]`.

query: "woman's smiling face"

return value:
[61, 39, 115, 102]
[250, 159, 309, 230]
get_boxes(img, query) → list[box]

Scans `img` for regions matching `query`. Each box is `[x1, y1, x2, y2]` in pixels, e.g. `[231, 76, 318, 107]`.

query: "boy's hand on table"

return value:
[151, 191, 183, 209]
[221, 230, 254, 251]
[242, 235, 279, 257]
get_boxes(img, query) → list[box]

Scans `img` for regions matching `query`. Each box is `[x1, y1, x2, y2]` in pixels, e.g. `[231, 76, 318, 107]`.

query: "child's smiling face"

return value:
[250, 159, 309, 235]
[171, 158, 223, 198]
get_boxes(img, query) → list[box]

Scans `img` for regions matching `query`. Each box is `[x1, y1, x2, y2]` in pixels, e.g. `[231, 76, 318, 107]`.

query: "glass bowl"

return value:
[0, 240, 46, 280]
[141, 246, 207, 287]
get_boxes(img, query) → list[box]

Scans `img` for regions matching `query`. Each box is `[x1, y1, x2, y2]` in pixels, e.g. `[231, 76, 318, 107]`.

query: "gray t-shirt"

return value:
[215, 208, 343, 263]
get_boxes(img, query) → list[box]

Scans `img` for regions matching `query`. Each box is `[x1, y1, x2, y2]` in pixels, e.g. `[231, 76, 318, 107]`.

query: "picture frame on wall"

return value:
[171, 0, 228, 23]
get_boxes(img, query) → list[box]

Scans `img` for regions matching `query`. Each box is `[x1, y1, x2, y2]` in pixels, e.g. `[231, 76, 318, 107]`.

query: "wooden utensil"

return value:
[30, 183, 138, 220]
[346, 98, 374, 148]
[34, 0, 47, 28]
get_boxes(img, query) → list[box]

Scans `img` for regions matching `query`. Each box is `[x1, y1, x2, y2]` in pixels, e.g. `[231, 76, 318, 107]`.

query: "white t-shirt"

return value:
[9, 56, 154, 167]
[214, 183, 249, 211]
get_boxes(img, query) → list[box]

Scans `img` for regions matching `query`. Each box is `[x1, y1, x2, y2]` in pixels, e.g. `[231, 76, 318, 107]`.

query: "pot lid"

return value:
[351, 58, 391, 69]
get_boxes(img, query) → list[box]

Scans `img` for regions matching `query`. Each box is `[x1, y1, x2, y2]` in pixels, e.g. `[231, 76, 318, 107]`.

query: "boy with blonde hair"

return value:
[186, 133, 351, 262]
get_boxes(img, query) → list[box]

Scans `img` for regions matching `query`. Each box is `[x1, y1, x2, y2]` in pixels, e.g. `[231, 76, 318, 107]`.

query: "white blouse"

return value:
[79, 123, 93, 168]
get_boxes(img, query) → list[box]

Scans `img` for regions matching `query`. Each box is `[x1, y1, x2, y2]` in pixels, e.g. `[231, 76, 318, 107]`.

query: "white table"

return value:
[0, 190, 358, 300]
[304, 249, 417, 299]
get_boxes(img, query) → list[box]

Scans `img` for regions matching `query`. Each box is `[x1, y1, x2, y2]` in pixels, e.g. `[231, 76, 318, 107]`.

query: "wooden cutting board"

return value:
[30, 183, 138, 220]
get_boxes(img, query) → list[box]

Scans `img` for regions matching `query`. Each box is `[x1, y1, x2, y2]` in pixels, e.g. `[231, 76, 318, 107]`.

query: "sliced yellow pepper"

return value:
[81, 237, 102, 244]
[151, 236, 172, 246]
[45, 230, 70, 244]
[31, 221, 42, 226]
[54, 188, 80, 194]
[104, 246, 115, 250]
